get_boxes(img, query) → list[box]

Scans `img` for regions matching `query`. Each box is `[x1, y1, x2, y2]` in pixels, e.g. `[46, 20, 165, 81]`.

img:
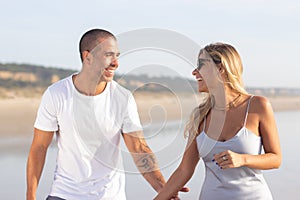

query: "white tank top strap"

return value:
[203, 115, 207, 130]
[243, 95, 254, 126]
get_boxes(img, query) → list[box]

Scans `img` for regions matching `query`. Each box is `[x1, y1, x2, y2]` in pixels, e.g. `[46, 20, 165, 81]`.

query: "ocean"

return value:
[0, 111, 299, 200]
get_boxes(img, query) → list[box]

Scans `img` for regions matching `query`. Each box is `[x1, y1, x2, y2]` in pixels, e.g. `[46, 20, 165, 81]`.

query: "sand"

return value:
[0, 93, 300, 137]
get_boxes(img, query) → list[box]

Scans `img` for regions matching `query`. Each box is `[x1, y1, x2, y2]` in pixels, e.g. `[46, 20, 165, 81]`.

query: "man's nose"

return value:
[111, 57, 119, 67]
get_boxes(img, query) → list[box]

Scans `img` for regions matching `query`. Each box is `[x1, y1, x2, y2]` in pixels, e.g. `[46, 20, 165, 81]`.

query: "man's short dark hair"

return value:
[79, 28, 116, 62]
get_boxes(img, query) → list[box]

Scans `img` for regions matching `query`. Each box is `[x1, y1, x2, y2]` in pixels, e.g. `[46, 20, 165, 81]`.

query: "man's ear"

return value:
[82, 50, 93, 64]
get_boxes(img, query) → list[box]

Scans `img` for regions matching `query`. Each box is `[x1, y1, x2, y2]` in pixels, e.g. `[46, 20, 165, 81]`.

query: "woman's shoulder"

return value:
[248, 95, 273, 113]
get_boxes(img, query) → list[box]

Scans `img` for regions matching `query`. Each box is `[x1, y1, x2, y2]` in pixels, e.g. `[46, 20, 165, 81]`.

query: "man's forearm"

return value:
[26, 145, 47, 200]
[134, 153, 165, 192]
[142, 169, 165, 192]
[123, 132, 166, 192]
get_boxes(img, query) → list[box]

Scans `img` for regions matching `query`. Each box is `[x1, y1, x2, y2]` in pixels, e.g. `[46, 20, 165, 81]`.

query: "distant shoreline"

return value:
[0, 93, 299, 137]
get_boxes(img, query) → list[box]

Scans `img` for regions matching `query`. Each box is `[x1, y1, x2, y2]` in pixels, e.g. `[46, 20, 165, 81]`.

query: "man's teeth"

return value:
[107, 69, 115, 73]
[196, 78, 203, 81]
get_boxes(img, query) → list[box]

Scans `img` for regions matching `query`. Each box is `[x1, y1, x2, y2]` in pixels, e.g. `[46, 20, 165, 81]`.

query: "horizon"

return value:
[1, 62, 300, 90]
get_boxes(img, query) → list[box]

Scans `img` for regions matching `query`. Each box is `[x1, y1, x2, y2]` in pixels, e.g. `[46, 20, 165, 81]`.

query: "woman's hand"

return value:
[156, 187, 189, 200]
[213, 150, 245, 169]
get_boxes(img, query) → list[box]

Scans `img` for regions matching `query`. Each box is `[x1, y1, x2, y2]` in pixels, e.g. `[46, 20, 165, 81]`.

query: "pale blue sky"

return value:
[1, 0, 299, 88]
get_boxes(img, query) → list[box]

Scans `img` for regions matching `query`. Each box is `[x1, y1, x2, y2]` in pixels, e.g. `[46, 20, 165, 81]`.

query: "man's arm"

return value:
[122, 131, 165, 192]
[26, 128, 54, 200]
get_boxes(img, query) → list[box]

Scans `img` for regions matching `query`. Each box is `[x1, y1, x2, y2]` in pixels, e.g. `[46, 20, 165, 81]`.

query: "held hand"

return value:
[170, 186, 190, 200]
[155, 186, 189, 200]
[179, 187, 189, 193]
[213, 150, 245, 169]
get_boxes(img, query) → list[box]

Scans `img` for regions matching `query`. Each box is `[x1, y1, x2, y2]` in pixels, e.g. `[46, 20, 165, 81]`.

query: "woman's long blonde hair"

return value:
[184, 43, 248, 140]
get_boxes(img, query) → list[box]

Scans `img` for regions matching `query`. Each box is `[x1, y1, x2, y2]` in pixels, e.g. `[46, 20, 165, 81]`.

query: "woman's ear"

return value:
[218, 67, 225, 73]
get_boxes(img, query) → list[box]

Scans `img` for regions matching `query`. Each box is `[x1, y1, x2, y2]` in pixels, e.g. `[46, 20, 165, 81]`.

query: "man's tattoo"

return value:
[136, 154, 158, 173]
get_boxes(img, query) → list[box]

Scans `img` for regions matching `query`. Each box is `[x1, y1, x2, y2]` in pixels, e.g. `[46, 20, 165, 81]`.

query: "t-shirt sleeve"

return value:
[34, 88, 58, 132]
[122, 93, 143, 134]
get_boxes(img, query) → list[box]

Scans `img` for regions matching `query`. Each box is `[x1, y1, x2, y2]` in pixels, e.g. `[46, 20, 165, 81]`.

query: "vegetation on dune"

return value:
[0, 62, 299, 98]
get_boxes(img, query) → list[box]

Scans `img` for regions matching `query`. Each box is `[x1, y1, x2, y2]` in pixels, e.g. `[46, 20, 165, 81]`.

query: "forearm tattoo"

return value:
[137, 154, 158, 173]
[131, 141, 165, 189]
[131, 142, 159, 173]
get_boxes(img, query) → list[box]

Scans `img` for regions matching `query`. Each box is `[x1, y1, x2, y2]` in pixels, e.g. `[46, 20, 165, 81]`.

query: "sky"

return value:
[1, 0, 300, 88]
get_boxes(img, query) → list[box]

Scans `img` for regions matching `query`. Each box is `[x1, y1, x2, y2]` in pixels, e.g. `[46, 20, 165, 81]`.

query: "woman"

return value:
[154, 43, 281, 200]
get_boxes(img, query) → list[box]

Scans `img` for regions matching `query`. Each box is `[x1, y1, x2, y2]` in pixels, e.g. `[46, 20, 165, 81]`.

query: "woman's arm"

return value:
[154, 138, 200, 200]
[214, 96, 282, 170]
[245, 96, 281, 169]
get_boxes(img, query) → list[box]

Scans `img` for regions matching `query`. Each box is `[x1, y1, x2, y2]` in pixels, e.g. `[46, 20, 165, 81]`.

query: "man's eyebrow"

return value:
[105, 51, 121, 56]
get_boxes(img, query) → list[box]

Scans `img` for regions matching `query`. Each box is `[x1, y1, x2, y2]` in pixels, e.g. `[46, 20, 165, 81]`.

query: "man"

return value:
[26, 28, 183, 200]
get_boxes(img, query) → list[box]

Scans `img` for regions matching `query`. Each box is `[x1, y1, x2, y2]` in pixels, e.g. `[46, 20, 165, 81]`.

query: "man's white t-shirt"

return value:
[34, 74, 142, 200]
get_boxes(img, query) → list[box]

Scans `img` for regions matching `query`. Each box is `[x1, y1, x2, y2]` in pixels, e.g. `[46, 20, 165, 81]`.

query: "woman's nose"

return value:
[192, 68, 198, 76]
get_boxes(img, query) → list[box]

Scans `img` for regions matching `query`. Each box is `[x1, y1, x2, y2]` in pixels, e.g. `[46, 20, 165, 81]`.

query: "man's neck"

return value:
[73, 73, 107, 96]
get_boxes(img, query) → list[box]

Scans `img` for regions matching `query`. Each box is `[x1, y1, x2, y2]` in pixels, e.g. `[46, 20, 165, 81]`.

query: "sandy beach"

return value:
[1, 94, 300, 199]
[0, 93, 300, 137]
